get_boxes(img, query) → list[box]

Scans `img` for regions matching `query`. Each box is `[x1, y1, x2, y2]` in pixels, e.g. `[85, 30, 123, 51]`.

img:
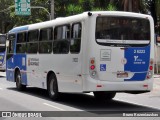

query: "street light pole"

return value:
[51, 0, 54, 19]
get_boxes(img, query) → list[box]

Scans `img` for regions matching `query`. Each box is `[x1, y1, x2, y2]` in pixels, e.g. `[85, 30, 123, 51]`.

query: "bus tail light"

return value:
[146, 59, 154, 79]
[90, 58, 97, 78]
[149, 66, 153, 71]
[90, 65, 95, 70]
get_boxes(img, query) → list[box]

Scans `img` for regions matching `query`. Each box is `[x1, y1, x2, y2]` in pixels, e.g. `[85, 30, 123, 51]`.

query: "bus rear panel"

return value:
[84, 13, 154, 93]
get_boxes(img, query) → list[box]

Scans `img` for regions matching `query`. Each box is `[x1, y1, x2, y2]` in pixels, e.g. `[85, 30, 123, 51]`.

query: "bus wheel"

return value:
[15, 71, 26, 91]
[93, 92, 116, 101]
[48, 74, 60, 101]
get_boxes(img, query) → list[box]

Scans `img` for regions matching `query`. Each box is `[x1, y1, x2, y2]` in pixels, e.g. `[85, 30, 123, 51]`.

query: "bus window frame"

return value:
[70, 22, 82, 54]
[16, 32, 27, 54]
[53, 24, 70, 54]
[95, 16, 151, 47]
[7, 33, 16, 54]
[39, 27, 53, 54]
[27, 29, 39, 54]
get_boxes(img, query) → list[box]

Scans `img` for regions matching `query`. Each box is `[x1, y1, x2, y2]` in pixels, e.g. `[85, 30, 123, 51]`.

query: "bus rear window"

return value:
[96, 16, 150, 47]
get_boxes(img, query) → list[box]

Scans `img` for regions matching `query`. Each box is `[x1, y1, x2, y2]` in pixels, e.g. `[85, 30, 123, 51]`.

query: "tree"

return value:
[0, 0, 14, 33]
[0, 0, 50, 33]
[0, 0, 159, 34]
[121, 0, 147, 12]
[148, 0, 157, 25]
[154, 0, 160, 34]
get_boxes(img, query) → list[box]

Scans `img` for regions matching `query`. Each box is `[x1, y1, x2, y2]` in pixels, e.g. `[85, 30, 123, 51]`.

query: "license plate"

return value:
[117, 72, 128, 78]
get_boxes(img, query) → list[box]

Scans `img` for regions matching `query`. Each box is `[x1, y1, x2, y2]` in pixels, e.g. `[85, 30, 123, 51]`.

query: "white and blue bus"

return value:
[6, 11, 154, 101]
[0, 34, 7, 72]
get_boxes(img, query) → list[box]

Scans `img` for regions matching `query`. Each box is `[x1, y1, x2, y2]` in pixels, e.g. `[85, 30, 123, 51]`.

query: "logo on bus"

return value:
[28, 58, 39, 66]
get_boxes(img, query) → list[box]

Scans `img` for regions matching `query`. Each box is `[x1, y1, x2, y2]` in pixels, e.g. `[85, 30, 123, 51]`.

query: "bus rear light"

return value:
[90, 65, 95, 70]
[148, 71, 152, 76]
[149, 66, 153, 70]
[146, 59, 154, 80]
[97, 85, 102, 87]
[150, 60, 154, 65]
[90, 59, 95, 64]
[146, 71, 152, 79]
[91, 71, 96, 76]
[143, 85, 148, 88]
[89, 58, 97, 78]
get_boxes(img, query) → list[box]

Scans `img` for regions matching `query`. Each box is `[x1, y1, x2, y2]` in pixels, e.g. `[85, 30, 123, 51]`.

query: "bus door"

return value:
[95, 16, 152, 82]
[56, 23, 83, 92]
[6, 34, 16, 81]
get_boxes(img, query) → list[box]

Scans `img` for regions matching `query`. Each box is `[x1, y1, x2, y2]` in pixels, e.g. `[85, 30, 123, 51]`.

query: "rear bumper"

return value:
[82, 75, 153, 92]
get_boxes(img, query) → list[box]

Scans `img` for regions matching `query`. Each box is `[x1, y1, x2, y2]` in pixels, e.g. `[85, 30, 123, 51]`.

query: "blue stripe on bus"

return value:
[9, 26, 28, 33]
[124, 45, 150, 81]
[6, 54, 14, 82]
[15, 54, 27, 85]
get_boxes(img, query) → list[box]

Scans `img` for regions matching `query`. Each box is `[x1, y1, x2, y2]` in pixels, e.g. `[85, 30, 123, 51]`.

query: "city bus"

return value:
[6, 11, 154, 101]
[0, 34, 7, 72]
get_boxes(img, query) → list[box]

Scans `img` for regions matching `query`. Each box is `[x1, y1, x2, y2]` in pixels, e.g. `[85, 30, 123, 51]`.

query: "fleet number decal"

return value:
[134, 50, 145, 54]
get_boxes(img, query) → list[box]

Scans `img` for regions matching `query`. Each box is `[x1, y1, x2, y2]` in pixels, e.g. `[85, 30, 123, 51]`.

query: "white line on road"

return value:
[43, 103, 65, 111]
[0, 88, 3, 90]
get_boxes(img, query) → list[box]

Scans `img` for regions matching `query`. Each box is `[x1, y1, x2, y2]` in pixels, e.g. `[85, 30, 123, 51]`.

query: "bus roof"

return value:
[8, 11, 152, 34]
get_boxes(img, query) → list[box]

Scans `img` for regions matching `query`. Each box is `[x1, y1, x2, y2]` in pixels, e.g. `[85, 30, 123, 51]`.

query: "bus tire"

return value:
[15, 70, 26, 91]
[93, 91, 116, 101]
[48, 74, 60, 101]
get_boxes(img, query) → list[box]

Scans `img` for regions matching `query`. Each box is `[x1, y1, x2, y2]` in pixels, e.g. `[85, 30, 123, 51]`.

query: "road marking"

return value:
[43, 103, 65, 111]
[0, 88, 3, 90]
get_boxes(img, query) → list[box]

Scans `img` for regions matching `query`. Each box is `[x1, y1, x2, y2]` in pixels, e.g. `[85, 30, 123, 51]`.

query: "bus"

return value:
[0, 34, 7, 72]
[6, 11, 154, 101]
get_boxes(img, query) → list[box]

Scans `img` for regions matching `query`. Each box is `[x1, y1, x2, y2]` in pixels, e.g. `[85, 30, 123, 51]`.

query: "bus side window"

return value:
[8, 34, 15, 53]
[16, 32, 26, 53]
[27, 30, 39, 54]
[70, 23, 82, 54]
[53, 25, 70, 54]
[39, 27, 53, 54]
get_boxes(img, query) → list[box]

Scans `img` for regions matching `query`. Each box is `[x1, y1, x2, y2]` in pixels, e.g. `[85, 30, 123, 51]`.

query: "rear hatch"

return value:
[93, 15, 152, 82]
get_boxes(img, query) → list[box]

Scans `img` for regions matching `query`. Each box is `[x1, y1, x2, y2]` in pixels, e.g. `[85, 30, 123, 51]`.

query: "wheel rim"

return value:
[16, 74, 21, 87]
[50, 79, 55, 96]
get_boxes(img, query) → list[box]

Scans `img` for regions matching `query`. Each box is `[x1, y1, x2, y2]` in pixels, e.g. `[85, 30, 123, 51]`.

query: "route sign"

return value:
[15, 0, 31, 15]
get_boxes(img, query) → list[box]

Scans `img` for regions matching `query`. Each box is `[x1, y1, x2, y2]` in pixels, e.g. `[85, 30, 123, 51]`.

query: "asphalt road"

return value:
[0, 72, 160, 120]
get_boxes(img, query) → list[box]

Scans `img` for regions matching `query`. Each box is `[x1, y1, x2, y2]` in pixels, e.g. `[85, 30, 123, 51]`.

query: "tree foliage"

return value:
[0, 0, 160, 34]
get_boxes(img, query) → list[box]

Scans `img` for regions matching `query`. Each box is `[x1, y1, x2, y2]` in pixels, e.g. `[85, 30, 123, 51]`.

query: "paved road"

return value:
[0, 72, 160, 120]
